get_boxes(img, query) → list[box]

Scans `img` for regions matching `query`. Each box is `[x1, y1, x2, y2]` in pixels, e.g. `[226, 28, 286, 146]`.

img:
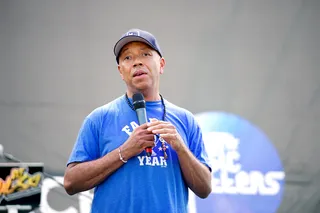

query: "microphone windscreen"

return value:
[133, 92, 146, 110]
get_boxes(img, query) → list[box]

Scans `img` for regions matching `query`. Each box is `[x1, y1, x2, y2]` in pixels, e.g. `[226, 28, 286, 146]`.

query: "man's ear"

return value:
[159, 57, 166, 74]
[118, 65, 124, 80]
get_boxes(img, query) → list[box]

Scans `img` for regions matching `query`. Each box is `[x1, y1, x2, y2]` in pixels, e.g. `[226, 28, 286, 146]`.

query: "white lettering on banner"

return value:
[40, 177, 93, 213]
[203, 132, 285, 196]
[78, 190, 93, 213]
[187, 189, 197, 213]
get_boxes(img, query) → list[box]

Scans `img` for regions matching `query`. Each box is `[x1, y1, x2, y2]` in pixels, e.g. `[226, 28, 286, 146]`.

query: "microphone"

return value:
[132, 92, 152, 157]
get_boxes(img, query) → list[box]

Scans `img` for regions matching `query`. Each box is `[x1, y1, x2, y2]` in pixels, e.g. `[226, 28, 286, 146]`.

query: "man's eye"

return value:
[124, 56, 131, 60]
[143, 53, 151, 57]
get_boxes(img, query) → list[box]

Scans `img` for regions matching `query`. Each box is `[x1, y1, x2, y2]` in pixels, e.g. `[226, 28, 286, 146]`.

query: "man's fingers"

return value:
[147, 123, 174, 131]
[143, 134, 155, 141]
[138, 123, 150, 129]
[151, 128, 175, 135]
[147, 120, 168, 127]
[159, 133, 178, 139]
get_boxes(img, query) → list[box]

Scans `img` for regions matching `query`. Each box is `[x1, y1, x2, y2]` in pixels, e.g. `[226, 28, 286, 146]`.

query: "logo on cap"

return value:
[126, 31, 140, 37]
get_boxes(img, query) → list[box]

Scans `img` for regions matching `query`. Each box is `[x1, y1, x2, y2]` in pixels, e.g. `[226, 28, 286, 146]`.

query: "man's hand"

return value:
[147, 119, 184, 152]
[121, 123, 155, 159]
[146, 118, 212, 198]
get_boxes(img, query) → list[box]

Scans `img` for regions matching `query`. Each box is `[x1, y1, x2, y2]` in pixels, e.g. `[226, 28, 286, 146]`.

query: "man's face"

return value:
[117, 41, 165, 93]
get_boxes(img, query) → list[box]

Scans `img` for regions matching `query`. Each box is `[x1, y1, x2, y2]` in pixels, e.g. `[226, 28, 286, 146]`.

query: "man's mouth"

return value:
[133, 71, 147, 77]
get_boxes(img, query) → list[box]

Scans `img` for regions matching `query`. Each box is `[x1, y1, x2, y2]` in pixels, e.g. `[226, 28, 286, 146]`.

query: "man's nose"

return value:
[133, 62, 143, 68]
[133, 57, 143, 67]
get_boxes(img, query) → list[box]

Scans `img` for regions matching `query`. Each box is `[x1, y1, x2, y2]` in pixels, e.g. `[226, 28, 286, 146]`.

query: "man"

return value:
[64, 29, 212, 213]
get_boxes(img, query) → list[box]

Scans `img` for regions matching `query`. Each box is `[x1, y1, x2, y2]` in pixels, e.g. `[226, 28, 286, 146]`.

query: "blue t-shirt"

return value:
[67, 95, 211, 213]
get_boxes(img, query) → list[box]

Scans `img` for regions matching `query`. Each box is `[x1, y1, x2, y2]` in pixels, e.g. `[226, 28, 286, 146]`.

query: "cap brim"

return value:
[114, 36, 156, 59]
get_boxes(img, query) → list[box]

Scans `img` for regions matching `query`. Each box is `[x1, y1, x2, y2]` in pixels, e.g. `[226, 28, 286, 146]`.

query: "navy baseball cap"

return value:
[114, 29, 162, 64]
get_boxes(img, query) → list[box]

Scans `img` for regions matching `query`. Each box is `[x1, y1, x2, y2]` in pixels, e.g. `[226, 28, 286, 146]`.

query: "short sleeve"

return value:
[67, 117, 100, 166]
[186, 112, 212, 172]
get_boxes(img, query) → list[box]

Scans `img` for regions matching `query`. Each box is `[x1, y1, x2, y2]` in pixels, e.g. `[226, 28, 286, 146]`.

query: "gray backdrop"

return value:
[0, 0, 319, 212]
